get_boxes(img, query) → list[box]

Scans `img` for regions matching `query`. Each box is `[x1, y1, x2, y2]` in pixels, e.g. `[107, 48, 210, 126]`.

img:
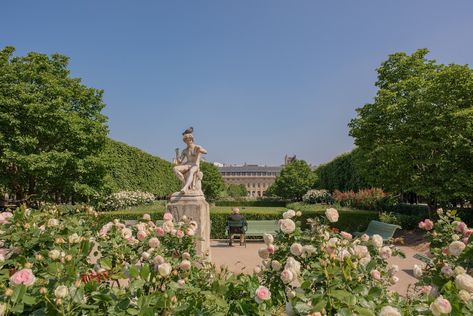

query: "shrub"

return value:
[407, 209, 473, 314]
[302, 189, 333, 204]
[101, 191, 155, 210]
[215, 200, 287, 207]
[333, 188, 394, 211]
[255, 208, 406, 315]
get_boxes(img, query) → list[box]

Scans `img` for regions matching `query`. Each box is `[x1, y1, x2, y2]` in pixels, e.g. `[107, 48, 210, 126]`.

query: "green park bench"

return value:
[413, 253, 434, 266]
[225, 220, 279, 247]
[354, 220, 401, 241]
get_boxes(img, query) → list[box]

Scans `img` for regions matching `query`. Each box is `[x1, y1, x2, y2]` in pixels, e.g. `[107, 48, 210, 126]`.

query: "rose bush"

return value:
[407, 209, 473, 315]
[254, 208, 407, 315]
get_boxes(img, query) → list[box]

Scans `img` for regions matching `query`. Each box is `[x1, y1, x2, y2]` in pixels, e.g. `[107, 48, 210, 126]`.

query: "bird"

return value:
[182, 127, 193, 135]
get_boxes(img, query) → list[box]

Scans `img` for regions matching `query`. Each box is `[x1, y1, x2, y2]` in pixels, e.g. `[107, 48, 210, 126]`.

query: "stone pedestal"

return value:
[166, 192, 211, 260]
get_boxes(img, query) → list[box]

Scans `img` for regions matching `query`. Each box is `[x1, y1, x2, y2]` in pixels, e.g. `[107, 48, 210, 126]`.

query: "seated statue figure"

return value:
[173, 128, 207, 194]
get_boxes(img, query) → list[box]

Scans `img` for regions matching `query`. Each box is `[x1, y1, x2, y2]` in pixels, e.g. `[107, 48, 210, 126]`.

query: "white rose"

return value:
[54, 285, 69, 298]
[158, 263, 172, 277]
[284, 257, 301, 275]
[179, 260, 191, 271]
[327, 237, 339, 248]
[148, 237, 160, 248]
[290, 243, 303, 256]
[325, 208, 339, 223]
[360, 254, 371, 267]
[379, 246, 392, 260]
[121, 228, 133, 239]
[337, 248, 351, 261]
[263, 233, 274, 245]
[68, 233, 80, 244]
[452, 234, 460, 241]
[448, 241, 466, 257]
[283, 209, 296, 219]
[279, 219, 296, 234]
[413, 265, 423, 278]
[271, 260, 282, 271]
[143, 214, 151, 221]
[141, 252, 151, 260]
[378, 306, 401, 316]
[162, 221, 174, 233]
[360, 234, 369, 242]
[47, 219, 59, 227]
[459, 290, 471, 303]
[371, 234, 383, 248]
[153, 255, 165, 265]
[258, 247, 270, 259]
[390, 276, 399, 284]
[455, 266, 466, 276]
[430, 296, 452, 316]
[455, 273, 473, 293]
[48, 249, 60, 260]
[280, 269, 294, 284]
[353, 245, 369, 258]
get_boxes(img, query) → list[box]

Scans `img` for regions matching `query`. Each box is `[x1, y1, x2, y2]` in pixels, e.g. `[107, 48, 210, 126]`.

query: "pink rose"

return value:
[179, 260, 191, 271]
[10, 268, 36, 286]
[255, 286, 271, 303]
[176, 230, 184, 238]
[137, 230, 147, 241]
[163, 213, 173, 222]
[148, 237, 160, 248]
[340, 231, 352, 240]
[156, 227, 165, 236]
[420, 285, 432, 294]
[370, 269, 381, 281]
[463, 237, 469, 245]
[464, 229, 472, 237]
[456, 222, 467, 233]
[360, 234, 369, 242]
[267, 244, 276, 254]
[419, 219, 434, 231]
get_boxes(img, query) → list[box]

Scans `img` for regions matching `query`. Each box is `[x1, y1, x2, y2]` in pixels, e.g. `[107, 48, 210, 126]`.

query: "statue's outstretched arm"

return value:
[198, 146, 207, 154]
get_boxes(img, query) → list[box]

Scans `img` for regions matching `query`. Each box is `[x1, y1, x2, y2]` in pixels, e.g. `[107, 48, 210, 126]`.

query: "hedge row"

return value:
[94, 207, 385, 239]
[214, 200, 288, 207]
[104, 139, 180, 198]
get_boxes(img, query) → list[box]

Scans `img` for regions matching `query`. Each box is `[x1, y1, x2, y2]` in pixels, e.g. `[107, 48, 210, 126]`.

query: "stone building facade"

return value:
[218, 165, 282, 197]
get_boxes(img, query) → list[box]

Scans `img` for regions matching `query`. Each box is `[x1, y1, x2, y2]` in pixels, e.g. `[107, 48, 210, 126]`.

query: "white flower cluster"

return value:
[103, 191, 155, 210]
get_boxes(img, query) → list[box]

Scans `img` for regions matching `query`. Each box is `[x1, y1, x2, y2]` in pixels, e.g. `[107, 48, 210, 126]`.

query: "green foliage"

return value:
[302, 189, 333, 204]
[200, 162, 225, 201]
[103, 139, 180, 198]
[349, 49, 473, 207]
[224, 184, 247, 198]
[314, 149, 369, 192]
[267, 160, 316, 201]
[0, 46, 109, 202]
[215, 200, 287, 207]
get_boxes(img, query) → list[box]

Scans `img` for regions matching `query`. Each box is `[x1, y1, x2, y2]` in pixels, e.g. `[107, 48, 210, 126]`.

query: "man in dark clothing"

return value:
[227, 208, 247, 246]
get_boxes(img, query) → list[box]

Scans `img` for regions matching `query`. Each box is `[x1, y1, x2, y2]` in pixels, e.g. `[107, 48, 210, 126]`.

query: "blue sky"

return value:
[2, 1, 473, 166]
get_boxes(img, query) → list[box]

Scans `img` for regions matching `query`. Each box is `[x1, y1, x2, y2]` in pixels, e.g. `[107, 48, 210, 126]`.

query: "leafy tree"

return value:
[0, 46, 109, 202]
[225, 184, 248, 198]
[314, 149, 369, 192]
[267, 160, 315, 201]
[200, 162, 225, 201]
[349, 49, 473, 209]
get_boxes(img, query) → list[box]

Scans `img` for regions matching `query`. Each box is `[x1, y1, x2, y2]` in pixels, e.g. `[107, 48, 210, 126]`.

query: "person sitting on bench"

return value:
[227, 208, 247, 246]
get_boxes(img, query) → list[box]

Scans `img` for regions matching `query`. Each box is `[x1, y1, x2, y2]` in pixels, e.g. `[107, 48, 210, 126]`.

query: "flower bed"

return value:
[0, 204, 472, 315]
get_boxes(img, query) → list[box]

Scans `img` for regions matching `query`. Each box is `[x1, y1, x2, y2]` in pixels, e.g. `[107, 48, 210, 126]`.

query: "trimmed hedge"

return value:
[215, 200, 287, 207]
[95, 205, 382, 238]
[104, 139, 180, 198]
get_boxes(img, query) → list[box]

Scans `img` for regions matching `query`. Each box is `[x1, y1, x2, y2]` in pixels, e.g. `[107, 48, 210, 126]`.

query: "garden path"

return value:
[210, 240, 424, 296]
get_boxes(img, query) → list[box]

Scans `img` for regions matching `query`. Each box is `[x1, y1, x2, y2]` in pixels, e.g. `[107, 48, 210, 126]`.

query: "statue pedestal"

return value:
[166, 192, 211, 260]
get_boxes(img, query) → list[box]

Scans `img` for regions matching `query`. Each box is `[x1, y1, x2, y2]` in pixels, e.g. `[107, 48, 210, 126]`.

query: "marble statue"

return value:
[167, 127, 211, 259]
[173, 127, 207, 194]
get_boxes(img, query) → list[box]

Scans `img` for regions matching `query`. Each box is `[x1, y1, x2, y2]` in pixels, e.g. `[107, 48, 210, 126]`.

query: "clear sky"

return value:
[2, 1, 473, 166]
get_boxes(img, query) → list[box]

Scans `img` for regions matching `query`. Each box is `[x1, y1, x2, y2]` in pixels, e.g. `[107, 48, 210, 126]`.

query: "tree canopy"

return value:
[200, 162, 225, 202]
[267, 160, 315, 201]
[0, 46, 109, 202]
[349, 49, 473, 207]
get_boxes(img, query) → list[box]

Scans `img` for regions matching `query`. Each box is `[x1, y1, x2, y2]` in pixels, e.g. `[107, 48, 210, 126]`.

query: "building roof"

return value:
[218, 165, 282, 173]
